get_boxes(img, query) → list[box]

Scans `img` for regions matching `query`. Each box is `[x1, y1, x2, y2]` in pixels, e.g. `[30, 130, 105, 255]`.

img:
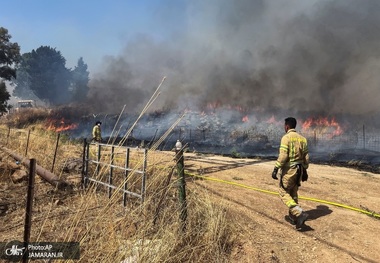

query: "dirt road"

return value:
[184, 153, 380, 262]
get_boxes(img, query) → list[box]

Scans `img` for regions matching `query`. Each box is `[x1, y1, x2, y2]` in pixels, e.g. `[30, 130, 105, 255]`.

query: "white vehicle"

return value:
[11, 100, 37, 113]
[17, 100, 36, 109]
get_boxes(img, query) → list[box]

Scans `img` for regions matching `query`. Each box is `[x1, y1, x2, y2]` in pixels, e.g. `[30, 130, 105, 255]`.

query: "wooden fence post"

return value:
[81, 139, 88, 189]
[6, 127, 10, 146]
[96, 143, 101, 176]
[109, 146, 114, 198]
[123, 148, 130, 207]
[175, 140, 187, 232]
[141, 148, 148, 202]
[51, 133, 61, 172]
[23, 158, 36, 263]
[25, 130, 31, 156]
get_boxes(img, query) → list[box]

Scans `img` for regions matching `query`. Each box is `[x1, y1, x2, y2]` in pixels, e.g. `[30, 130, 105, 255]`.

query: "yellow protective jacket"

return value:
[92, 125, 102, 141]
[275, 129, 309, 169]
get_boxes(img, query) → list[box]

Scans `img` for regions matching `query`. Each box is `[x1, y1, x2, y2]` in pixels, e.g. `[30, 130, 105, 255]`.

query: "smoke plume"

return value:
[88, 0, 380, 116]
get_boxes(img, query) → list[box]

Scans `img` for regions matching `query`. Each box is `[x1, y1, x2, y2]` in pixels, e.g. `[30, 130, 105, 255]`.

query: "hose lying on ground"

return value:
[187, 172, 380, 219]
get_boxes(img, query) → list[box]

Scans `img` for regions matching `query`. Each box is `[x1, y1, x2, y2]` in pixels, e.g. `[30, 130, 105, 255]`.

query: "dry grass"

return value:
[0, 112, 235, 262]
[3, 108, 52, 128]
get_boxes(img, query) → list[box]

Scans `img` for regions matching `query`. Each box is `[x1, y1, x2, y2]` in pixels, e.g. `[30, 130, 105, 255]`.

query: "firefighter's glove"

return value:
[272, 167, 279, 180]
[302, 168, 308, 182]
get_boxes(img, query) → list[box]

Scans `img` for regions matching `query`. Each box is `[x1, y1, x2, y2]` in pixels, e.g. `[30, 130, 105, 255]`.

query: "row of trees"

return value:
[0, 26, 90, 113]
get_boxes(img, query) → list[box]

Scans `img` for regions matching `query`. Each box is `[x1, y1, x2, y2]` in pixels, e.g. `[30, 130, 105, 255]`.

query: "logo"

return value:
[0, 240, 25, 261]
[1, 241, 80, 261]
[5, 245, 25, 256]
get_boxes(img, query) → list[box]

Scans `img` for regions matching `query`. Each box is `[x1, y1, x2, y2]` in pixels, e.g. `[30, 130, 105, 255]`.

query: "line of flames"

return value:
[301, 116, 343, 136]
[242, 115, 344, 136]
[46, 118, 79, 132]
[45, 110, 344, 138]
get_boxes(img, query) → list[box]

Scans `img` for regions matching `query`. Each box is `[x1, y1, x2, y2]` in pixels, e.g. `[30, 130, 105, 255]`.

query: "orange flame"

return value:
[266, 115, 281, 125]
[206, 102, 221, 110]
[302, 116, 343, 136]
[46, 118, 78, 132]
[242, 115, 249, 122]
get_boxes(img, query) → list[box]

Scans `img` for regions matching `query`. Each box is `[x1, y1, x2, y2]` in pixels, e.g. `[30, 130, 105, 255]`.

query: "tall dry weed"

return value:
[0, 125, 234, 262]
[4, 108, 51, 128]
[0, 98, 235, 262]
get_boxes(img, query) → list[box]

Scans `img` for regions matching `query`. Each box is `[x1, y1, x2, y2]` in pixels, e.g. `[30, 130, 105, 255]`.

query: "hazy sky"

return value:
[0, 0, 185, 72]
[2, 0, 380, 117]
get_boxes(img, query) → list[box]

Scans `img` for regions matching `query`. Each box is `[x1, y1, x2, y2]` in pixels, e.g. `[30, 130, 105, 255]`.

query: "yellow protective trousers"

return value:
[279, 166, 303, 217]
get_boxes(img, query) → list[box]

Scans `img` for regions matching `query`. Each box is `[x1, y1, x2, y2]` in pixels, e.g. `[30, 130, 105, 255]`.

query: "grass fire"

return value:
[1, 1, 380, 261]
[0, 97, 379, 262]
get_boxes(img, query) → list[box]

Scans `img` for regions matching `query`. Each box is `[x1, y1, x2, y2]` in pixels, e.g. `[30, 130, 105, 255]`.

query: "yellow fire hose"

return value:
[87, 146, 380, 219]
[187, 172, 380, 219]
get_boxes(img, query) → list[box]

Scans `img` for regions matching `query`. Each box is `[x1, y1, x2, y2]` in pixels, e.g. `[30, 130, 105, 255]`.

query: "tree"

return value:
[13, 46, 71, 105]
[12, 52, 34, 98]
[71, 57, 89, 102]
[0, 27, 20, 80]
[0, 27, 20, 114]
[0, 82, 11, 114]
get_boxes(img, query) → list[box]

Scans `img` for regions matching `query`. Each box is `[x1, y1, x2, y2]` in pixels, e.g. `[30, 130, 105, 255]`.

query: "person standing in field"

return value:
[271, 117, 310, 230]
[92, 121, 102, 142]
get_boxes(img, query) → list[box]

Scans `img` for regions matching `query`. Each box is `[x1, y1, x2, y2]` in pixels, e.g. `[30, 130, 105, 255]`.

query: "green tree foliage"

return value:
[14, 46, 71, 105]
[71, 57, 89, 102]
[0, 82, 11, 114]
[0, 27, 20, 80]
[0, 27, 20, 114]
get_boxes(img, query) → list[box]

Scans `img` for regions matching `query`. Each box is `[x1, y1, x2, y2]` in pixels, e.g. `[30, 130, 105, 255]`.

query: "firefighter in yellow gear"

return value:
[92, 121, 102, 142]
[271, 117, 310, 230]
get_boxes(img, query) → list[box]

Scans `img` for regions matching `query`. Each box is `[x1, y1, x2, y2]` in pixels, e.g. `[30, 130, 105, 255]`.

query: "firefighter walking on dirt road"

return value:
[92, 121, 102, 143]
[271, 117, 310, 230]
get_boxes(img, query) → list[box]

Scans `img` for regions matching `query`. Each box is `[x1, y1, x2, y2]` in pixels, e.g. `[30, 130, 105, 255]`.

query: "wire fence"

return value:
[0, 127, 81, 174]
[125, 125, 380, 154]
[2, 123, 380, 168]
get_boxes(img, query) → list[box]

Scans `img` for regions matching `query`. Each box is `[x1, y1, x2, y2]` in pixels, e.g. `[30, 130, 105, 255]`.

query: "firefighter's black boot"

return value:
[285, 212, 296, 225]
[296, 212, 309, 230]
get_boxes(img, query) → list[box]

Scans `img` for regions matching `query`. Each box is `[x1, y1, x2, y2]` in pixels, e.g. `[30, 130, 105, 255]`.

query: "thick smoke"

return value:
[88, 0, 380, 116]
